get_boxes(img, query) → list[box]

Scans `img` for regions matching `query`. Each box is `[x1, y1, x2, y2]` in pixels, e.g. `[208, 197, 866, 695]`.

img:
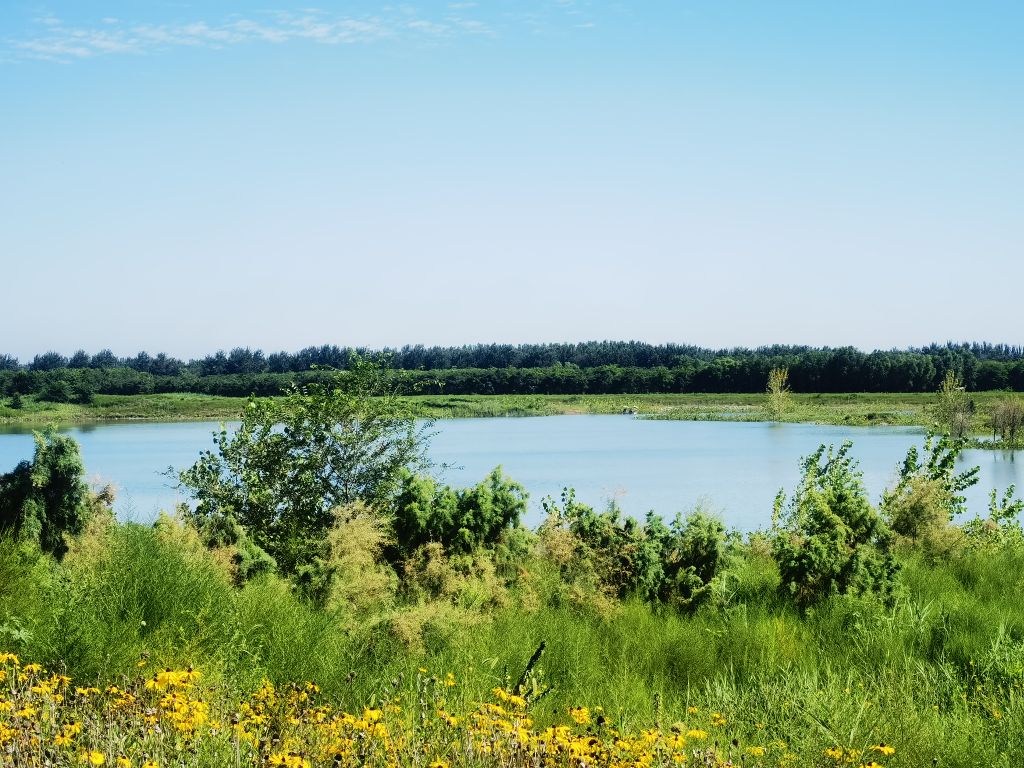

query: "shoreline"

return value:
[1, 391, 1019, 449]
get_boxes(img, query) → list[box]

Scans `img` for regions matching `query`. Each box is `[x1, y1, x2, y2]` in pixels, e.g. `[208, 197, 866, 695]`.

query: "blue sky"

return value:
[1, 1, 1022, 360]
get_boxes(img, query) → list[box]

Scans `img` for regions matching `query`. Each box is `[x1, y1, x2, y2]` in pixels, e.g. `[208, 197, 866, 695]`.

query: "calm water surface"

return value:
[1, 416, 1020, 529]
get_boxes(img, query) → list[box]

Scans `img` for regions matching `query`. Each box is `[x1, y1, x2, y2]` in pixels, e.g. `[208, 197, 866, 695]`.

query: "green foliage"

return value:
[185, 506, 276, 585]
[765, 366, 792, 420]
[936, 370, 974, 439]
[5, 341, 1024, 408]
[538, 491, 726, 611]
[991, 396, 1024, 445]
[987, 484, 1024, 524]
[882, 433, 980, 559]
[0, 429, 90, 558]
[36, 370, 95, 404]
[178, 358, 430, 575]
[645, 509, 728, 610]
[882, 432, 979, 522]
[539, 490, 660, 602]
[49, 520, 237, 680]
[5, 486, 1024, 764]
[0, 534, 51, 652]
[961, 485, 1024, 549]
[772, 442, 899, 609]
[390, 468, 528, 563]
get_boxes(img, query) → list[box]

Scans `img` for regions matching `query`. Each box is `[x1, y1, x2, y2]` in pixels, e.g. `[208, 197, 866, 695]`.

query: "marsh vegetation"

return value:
[2, 365, 1024, 765]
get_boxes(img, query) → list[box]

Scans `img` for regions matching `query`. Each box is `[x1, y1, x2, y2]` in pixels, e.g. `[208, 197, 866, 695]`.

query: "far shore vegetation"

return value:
[3, 390, 1023, 450]
[2, 342, 1024, 448]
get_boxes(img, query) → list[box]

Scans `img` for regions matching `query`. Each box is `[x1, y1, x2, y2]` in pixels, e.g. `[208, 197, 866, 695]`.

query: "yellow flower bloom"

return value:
[568, 707, 591, 725]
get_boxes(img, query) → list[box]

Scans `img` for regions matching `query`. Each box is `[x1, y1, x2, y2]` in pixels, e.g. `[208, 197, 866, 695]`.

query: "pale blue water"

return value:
[1, 417, 1020, 530]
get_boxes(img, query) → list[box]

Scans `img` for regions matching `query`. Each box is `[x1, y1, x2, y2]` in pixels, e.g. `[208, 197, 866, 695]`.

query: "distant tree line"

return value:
[2, 342, 1024, 402]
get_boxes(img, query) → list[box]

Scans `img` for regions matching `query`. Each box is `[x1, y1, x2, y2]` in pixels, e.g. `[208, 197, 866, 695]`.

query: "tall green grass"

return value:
[1, 526, 1021, 765]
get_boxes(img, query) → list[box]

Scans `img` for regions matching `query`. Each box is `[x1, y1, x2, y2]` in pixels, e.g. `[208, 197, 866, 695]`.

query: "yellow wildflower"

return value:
[568, 706, 591, 725]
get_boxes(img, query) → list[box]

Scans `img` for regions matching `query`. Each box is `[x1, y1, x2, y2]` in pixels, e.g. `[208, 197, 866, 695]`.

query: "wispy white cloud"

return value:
[3, 6, 499, 63]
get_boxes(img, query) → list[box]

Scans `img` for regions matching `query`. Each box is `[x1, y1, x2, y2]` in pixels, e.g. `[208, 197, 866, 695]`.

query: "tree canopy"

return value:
[178, 359, 431, 574]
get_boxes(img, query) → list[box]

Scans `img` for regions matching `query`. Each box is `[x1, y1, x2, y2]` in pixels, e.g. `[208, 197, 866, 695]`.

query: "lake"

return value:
[1, 416, 1020, 529]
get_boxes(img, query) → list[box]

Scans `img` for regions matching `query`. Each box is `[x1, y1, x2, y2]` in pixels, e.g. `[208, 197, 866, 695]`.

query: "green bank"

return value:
[1, 390, 1019, 439]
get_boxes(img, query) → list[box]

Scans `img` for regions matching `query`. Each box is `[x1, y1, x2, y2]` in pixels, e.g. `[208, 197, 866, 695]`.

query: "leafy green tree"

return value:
[37, 371, 95, 405]
[936, 370, 973, 439]
[772, 442, 898, 609]
[991, 397, 1024, 446]
[29, 351, 68, 371]
[0, 430, 90, 558]
[67, 350, 91, 368]
[89, 349, 119, 368]
[765, 367, 792, 420]
[6, 370, 33, 398]
[178, 359, 430, 574]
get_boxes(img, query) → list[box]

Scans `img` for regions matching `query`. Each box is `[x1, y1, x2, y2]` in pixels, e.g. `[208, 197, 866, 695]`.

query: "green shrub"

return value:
[961, 485, 1024, 549]
[538, 490, 660, 601]
[882, 432, 979, 523]
[186, 506, 277, 585]
[772, 442, 899, 609]
[645, 509, 727, 610]
[0, 429, 91, 558]
[293, 501, 398, 611]
[538, 491, 726, 611]
[390, 467, 527, 563]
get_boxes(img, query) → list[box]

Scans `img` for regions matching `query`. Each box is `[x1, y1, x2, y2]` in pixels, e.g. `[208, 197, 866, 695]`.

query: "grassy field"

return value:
[1, 521, 1021, 767]
[0, 393, 249, 427]
[407, 392, 945, 424]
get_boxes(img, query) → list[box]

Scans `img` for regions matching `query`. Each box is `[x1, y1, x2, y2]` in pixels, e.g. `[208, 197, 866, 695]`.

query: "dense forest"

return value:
[2, 341, 1024, 402]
